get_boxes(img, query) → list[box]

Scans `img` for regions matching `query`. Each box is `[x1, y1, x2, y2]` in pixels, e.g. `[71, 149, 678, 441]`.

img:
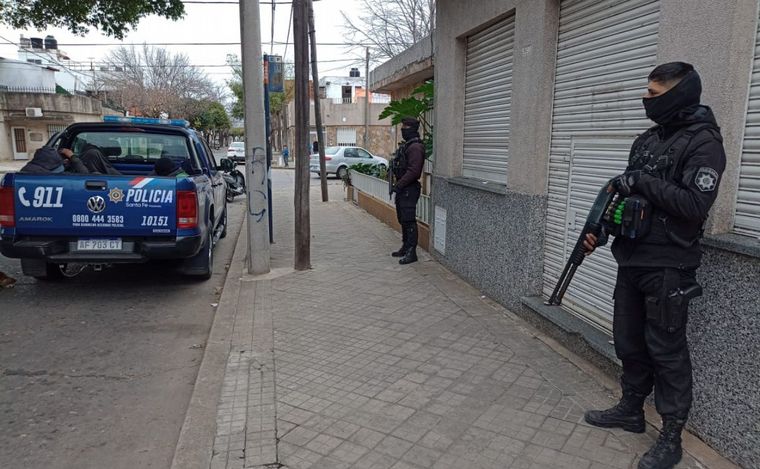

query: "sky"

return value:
[0, 0, 371, 90]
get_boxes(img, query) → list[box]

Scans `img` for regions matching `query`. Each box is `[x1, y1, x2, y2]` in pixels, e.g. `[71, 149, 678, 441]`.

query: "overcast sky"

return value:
[0, 0, 369, 87]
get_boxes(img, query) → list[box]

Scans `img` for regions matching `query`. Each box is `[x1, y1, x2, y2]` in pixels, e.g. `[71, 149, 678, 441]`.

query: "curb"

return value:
[170, 219, 247, 469]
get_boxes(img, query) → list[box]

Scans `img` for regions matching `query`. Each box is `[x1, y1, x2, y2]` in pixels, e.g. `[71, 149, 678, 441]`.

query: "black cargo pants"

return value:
[613, 266, 699, 419]
[395, 181, 421, 251]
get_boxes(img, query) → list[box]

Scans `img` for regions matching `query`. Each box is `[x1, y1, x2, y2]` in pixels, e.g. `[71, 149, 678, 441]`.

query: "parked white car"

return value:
[309, 146, 388, 179]
[226, 141, 245, 162]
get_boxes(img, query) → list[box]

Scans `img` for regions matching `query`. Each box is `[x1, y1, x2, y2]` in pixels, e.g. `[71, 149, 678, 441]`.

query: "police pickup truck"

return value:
[0, 116, 228, 280]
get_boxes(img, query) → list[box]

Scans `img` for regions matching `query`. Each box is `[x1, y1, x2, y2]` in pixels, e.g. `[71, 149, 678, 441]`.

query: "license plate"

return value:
[310, 165, 318, 171]
[77, 238, 122, 251]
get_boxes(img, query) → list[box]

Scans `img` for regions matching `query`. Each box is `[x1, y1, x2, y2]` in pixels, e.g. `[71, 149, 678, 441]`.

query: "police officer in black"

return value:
[583, 62, 726, 469]
[391, 117, 425, 265]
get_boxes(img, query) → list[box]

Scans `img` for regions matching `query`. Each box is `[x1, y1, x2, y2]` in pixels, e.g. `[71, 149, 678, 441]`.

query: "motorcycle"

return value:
[220, 158, 246, 202]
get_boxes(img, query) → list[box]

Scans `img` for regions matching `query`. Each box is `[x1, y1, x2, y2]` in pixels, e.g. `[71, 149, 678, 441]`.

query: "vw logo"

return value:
[87, 196, 106, 214]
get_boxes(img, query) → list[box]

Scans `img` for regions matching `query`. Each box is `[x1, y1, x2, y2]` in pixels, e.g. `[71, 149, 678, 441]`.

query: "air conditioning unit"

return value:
[25, 107, 43, 118]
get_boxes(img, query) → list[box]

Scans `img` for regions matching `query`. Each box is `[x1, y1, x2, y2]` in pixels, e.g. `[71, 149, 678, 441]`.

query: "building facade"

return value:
[424, 0, 759, 466]
[287, 71, 396, 158]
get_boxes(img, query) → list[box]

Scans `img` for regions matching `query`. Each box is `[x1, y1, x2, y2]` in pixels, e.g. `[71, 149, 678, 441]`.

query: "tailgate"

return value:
[13, 175, 178, 237]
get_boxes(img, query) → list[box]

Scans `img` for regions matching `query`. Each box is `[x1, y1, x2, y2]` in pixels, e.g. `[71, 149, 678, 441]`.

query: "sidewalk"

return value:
[173, 172, 732, 469]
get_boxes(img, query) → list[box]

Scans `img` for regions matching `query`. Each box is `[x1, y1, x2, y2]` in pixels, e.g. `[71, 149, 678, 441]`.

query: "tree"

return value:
[226, 53, 295, 149]
[379, 81, 434, 158]
[189, 101, 231, 148]
[0, 0, 184, 39]
[341, 0, 435, 62]
[98, 45, 219, 118]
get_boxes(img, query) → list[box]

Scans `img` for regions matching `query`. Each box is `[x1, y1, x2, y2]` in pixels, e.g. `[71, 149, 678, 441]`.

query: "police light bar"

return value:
[103, 115, 190, 128]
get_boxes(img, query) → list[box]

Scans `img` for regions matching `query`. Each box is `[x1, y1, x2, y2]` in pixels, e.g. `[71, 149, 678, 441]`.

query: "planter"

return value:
[348, 170, 431, 225]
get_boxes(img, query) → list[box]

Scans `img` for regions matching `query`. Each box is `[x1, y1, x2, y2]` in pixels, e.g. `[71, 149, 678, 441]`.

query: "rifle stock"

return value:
[546, 183, 618, 306]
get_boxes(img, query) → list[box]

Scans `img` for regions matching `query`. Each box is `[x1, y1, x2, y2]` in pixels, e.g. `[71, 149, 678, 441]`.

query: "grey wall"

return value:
[431, 177, 546, 313]
[656, 0, 759, 234]
[435, 0, 559, 195]
[688, 244, 760, 468]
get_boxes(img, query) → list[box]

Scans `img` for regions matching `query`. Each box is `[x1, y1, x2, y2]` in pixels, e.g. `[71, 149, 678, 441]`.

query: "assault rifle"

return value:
[546, 182, 618, 306]
[388, 157, 397, 198]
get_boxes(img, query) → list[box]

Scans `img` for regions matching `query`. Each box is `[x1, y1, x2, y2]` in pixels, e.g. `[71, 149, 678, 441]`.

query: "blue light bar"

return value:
[103, 115, 190, 128]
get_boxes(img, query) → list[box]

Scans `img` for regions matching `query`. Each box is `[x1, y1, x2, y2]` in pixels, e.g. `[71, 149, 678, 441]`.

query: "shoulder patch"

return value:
[694, 167, 719, 192]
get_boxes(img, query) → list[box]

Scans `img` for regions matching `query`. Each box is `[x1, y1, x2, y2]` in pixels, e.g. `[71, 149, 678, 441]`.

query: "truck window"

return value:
[68, 131, 201, 172]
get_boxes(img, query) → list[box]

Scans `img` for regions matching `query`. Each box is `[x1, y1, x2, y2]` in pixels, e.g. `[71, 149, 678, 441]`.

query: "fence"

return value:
[0, 85, 56, 94]
[349, 170, 431, 225]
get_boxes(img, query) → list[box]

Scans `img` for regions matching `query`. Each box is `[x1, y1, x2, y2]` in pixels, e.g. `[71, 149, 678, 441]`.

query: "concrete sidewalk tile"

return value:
[200, 177, 713, 469]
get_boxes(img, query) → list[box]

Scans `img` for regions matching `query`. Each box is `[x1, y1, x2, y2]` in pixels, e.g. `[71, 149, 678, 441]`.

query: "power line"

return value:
[284, 4, 294, 58]
[50, 41, 397, 47]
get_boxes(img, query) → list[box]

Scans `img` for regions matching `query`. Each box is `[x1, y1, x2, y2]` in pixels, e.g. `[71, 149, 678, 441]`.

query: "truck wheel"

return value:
[36, 263, 65, 281]
[21, 258, 64, 281]
[220, 207, 228, 239]
[183, 232, 213, 280]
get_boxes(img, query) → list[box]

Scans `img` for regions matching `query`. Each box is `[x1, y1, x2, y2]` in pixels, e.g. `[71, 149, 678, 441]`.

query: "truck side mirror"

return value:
[219, 158, 233, 172]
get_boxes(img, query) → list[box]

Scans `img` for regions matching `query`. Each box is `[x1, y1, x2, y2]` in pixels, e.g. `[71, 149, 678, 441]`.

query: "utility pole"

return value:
[240, 0, 271, 274]
[293, 0, 311, 270]
[263, 54, 274, 243]
[364, 47, 370, 148]
[307, 0, 328, 202]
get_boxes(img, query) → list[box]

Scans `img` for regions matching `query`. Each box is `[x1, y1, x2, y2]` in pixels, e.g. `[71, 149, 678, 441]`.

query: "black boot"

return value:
[399, 248, 418, 265]
[584, 391, 646, 433]
[638, 417, 685, 469]
[392, 226, 409, 257]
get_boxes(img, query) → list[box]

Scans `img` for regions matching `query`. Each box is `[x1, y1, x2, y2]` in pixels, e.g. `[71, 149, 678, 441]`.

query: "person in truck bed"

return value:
[152, 157, 188, 177]
[20, 146, 121, 175]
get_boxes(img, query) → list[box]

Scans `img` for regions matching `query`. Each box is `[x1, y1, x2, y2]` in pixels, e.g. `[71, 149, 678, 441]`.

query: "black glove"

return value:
[610, 171, 642, 196]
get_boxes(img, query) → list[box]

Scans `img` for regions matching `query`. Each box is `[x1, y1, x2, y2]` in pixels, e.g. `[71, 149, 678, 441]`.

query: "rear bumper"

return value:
[0, 235, 203, 263]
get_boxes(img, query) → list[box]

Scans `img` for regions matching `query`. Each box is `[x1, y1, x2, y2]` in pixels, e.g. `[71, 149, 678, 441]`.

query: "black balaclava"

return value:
[401, 117, 420, 142]
[401, 127, 419, 142]
[642, 70, 702, 125]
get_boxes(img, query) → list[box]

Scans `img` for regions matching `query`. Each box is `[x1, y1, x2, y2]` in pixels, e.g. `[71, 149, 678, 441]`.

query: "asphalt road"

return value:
[0, 199, 245, 469]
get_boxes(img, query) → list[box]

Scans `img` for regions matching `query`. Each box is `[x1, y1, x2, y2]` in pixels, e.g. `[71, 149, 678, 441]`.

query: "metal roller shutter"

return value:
[462, 16, 515, 182]
[735, 15, 760, 238]
[542, 0, 661, 333]
[336, 127, 357, 147]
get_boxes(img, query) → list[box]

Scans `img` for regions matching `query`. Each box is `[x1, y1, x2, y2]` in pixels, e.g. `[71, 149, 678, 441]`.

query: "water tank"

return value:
[44, 35, 58, 50]
[19, 35, 31, 49]
[349, 68, 361, 78]
[30, 37, 43, 49]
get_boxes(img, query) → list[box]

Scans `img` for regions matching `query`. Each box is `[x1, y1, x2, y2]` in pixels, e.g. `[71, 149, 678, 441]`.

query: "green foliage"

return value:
[350, 163, 387, 180]
[0, 0, 185, 39]
[379, 81, 434, 158]
[189, 101, 231, 133]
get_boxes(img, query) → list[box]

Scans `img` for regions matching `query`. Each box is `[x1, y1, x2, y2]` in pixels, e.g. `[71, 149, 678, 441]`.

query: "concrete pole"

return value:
[293, 0, 311, 270]
[307, 0, 329, 202]
[364, 47, 370, 148]
[240, 0, 271, 274]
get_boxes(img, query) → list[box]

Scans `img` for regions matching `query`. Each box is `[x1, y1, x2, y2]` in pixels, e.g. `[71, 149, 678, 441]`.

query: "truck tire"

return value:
[220, 207, 228, 239]
[21, 258, 64, 281]
[182, 231, 213, 280]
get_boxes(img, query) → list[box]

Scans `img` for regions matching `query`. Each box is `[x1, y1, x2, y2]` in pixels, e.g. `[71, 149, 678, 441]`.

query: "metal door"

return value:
[542, 0, 661, 332]
[12, 127, 29, 160]
[462, 15, 515, 183]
